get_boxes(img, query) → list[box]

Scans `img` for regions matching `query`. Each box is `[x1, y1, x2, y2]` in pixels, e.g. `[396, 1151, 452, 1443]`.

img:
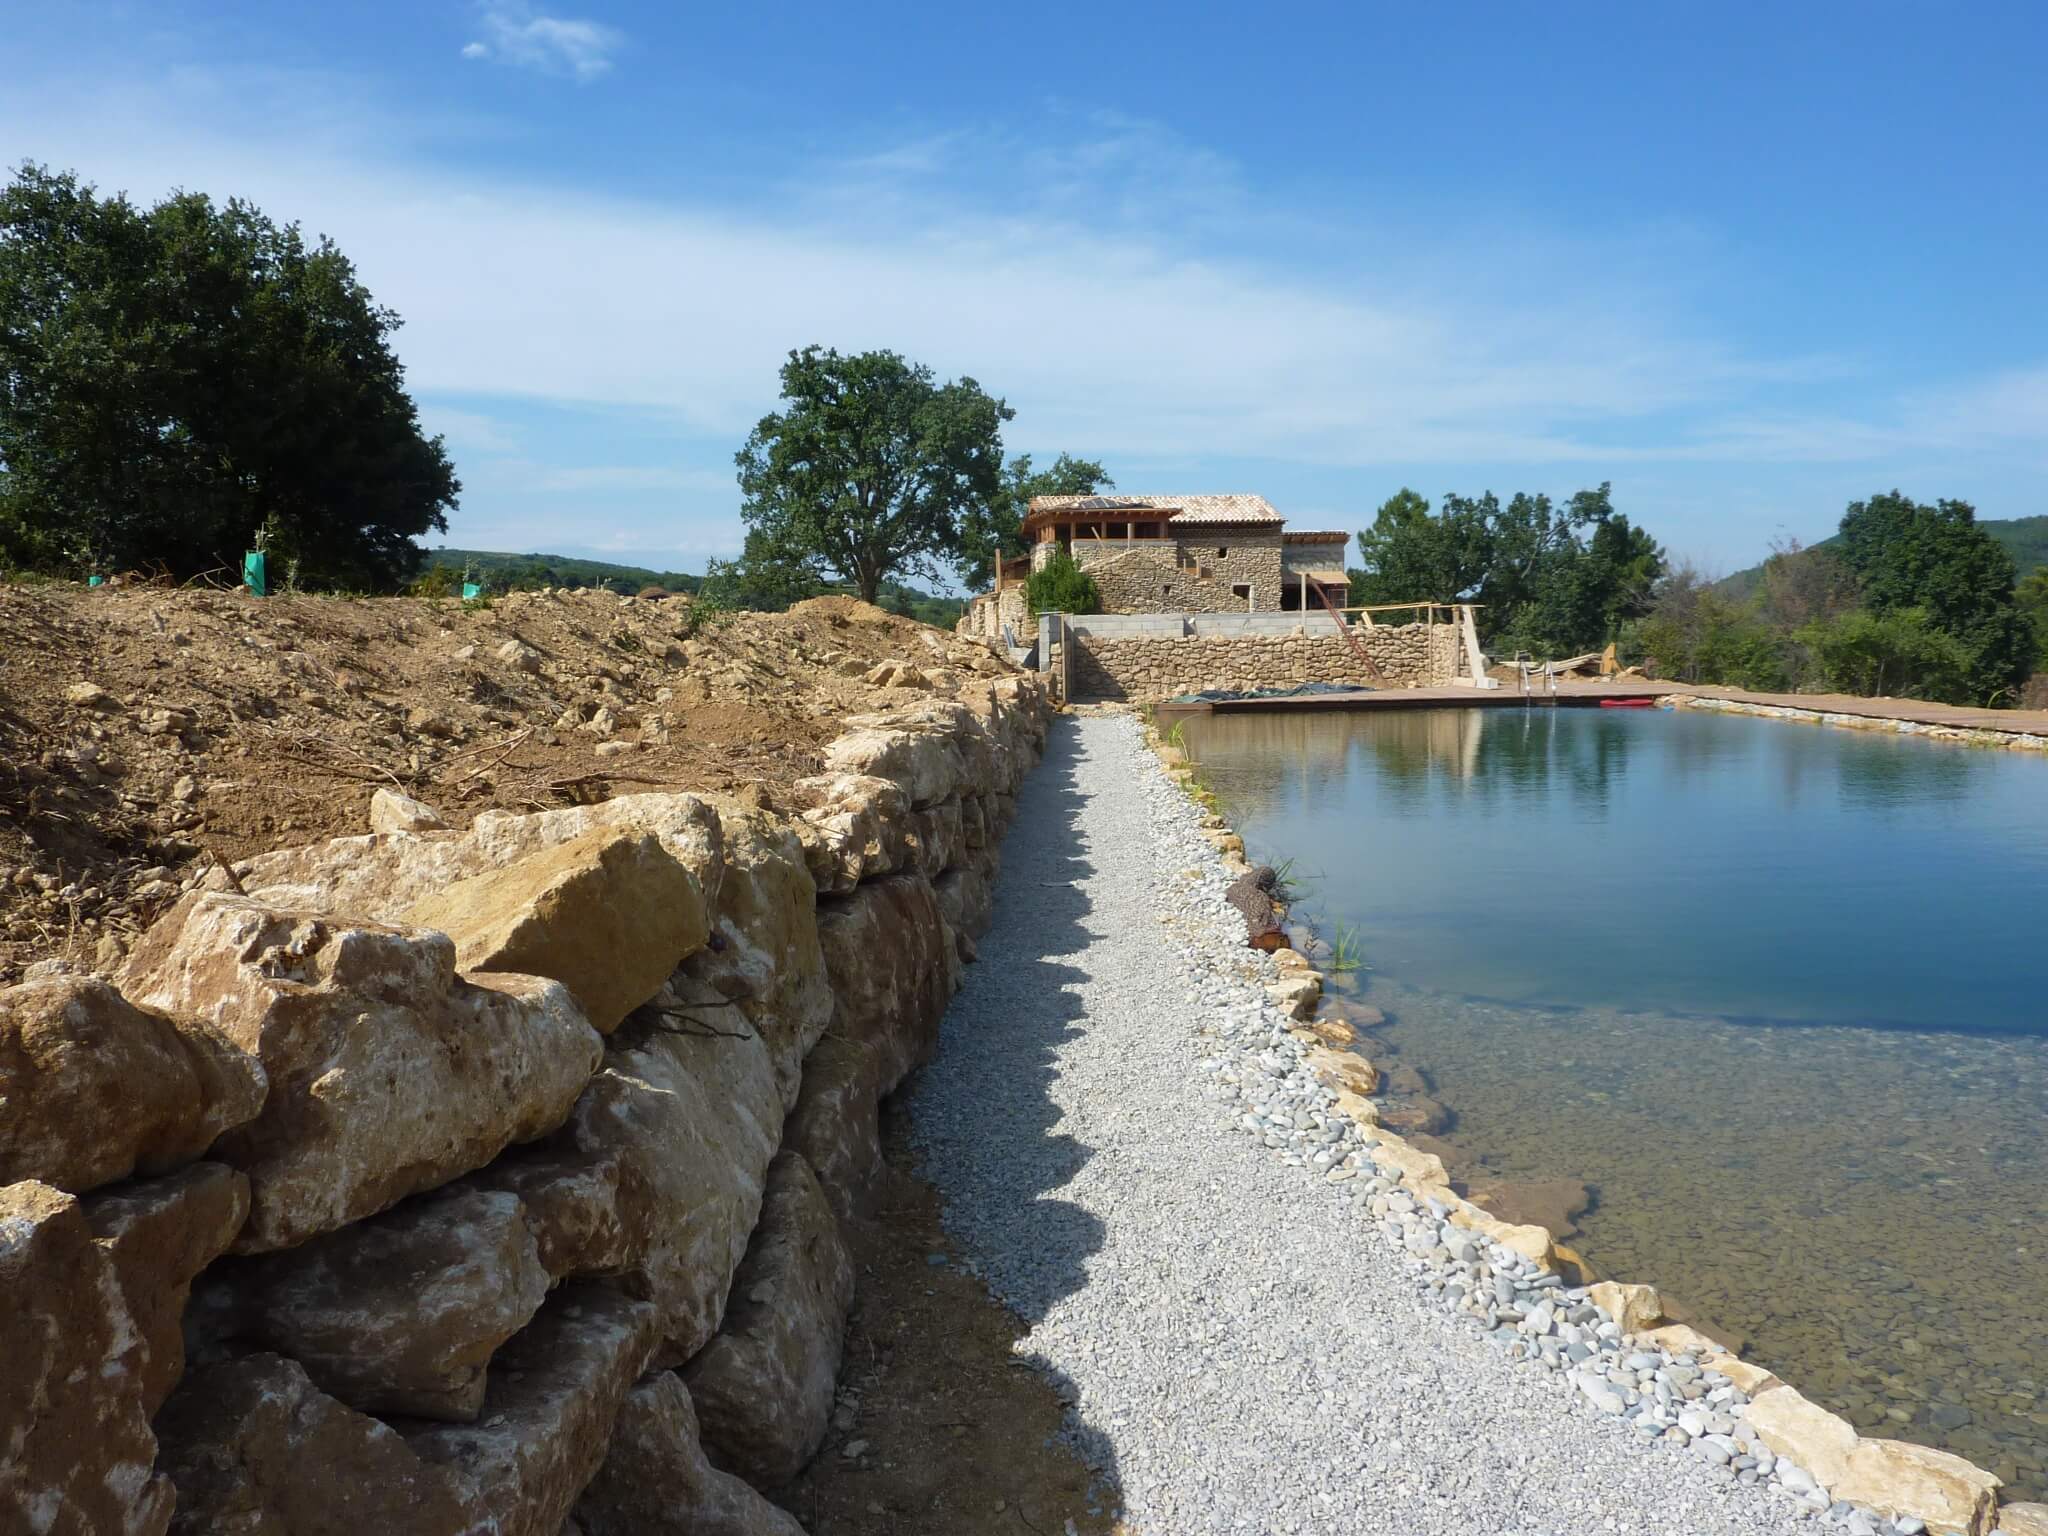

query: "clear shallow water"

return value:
[1179, 705, 2048, 1492]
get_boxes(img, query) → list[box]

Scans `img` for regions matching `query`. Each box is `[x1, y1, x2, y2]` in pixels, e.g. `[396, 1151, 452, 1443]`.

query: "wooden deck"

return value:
[1152, 679, 2048, 740]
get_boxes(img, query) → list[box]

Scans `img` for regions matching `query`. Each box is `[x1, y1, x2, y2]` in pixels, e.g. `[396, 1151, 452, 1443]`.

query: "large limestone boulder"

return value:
[402, 829, 708, 1034]
[463, 1142, 630, 1281]
[1832, 1439, 2000, 1536]
[822, 718, 968, 807]
[905, 797, 966, 878]
[155, 1354, 483, 1535]
[815, 872, 957, 1097]
[0, 1180, 174, 1536]
[1745, 1385, 1861, 1490]
[237, 791, 726, 922]
[791, 773, 911, 893]
[548, 1005, 786, 1366]
[123, 893, 603, 1251]
[1996, 1504, 2048, 1536]
[934, 861, 995, 942]
[84, 1161, 250, 1415]
[574, 1373, 804, 1536]
[194, 1187, 550, 1420]
[679, 800, 831, 1111]
[782, 1034, 887, 1220]
[405, 1284, 661, 1536]
[682, 1152, 855, 1486]
[1, 975, 265, 1193]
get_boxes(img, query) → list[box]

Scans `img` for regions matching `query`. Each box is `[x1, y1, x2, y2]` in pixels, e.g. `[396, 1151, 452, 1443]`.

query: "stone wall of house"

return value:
[1, 677, 1055, 1536]
[1073, 531, 1286, 611]
[1079, 548, 1250, 614]
[1071, 621, 1459, 700]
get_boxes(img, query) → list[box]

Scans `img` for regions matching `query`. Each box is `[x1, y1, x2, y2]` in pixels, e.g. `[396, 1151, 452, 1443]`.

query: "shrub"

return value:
[1794, 608, 1974, 703]
[1025, 548, 1099, 616]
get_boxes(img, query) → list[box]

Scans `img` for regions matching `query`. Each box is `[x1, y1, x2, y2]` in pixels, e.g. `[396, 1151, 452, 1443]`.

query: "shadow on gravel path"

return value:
[906, 715, 1124, 1511]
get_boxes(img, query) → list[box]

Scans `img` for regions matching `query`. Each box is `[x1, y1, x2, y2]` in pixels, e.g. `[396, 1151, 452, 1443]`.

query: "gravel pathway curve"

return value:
[911, 713, 1817, 1536]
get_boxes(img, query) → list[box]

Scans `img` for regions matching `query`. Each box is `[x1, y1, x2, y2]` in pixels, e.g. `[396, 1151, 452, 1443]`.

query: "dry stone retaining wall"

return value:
[0, 672, 1054, 1536]
[1072, 620, 1462, 701]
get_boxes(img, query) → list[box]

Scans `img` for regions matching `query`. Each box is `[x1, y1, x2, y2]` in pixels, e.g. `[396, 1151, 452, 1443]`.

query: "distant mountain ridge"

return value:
[1716, 515, 2048, 600]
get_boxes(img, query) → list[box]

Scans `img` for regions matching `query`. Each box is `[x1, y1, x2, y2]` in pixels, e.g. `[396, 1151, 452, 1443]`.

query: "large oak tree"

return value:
[0, 165, 457, 587]
[735, 346, 1011, 606]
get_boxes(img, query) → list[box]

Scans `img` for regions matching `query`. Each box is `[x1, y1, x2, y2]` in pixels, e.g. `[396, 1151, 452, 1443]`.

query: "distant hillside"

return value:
[417, 546, 963, 627]
[421, 547, 704, 595]
[1716, 515, 2048, 601]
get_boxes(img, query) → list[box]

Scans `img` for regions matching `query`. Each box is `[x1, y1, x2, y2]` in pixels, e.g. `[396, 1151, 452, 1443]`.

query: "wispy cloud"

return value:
[7, 65, 2043, 563]
[462, 3, 623, 82]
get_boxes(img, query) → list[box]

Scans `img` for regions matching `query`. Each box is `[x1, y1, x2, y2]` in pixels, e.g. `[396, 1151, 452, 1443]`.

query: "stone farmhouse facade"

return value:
[959, 494, 1349, 638]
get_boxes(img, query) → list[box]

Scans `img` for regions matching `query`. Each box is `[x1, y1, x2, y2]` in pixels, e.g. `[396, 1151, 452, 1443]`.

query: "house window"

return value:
[1217, 546, 1229, 558]
[1231, 582, 1252, 608]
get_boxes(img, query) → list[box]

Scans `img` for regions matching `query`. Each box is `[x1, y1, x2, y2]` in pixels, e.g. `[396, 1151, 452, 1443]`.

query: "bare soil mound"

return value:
[0, 581, 1008, 981]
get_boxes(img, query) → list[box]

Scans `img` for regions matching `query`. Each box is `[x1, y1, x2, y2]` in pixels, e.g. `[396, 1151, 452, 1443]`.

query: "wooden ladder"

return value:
[1313, 582, 1388, 685]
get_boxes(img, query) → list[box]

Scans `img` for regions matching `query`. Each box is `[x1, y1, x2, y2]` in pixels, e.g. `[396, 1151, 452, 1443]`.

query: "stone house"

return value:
[1026, 494, 1348, 615]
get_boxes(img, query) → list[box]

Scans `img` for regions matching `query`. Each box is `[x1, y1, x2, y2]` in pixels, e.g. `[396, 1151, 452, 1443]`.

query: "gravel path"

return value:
[911, 713, 1818, 1536]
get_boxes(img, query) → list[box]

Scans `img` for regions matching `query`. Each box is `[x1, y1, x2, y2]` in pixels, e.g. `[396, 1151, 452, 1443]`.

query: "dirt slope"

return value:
[0, 581, 1008, 982]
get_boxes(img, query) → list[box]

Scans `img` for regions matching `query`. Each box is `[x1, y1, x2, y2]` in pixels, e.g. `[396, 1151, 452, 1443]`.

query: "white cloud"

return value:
[6, 65, 2043, 568]
[462, 3, 622, 81]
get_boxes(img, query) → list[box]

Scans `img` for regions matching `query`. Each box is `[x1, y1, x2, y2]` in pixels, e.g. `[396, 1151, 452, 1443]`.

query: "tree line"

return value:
[5, 164, 2039, 705]
[1348, 485, 2044, 706]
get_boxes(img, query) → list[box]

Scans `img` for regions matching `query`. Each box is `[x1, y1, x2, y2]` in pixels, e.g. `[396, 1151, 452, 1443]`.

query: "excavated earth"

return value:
[0, 583, 1012, 982]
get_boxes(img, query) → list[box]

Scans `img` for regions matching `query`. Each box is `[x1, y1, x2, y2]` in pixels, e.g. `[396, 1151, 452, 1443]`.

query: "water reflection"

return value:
[1184, 703, 2048, 1494]
[1184, 707, 2048, 1034]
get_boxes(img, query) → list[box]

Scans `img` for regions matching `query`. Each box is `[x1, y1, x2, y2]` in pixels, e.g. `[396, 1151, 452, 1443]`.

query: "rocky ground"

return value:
[0, 581, 1014, 981]
[908, 712, 2022, 1536]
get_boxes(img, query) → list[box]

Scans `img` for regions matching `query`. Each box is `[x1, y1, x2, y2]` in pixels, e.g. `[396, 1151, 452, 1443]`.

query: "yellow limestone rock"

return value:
[1745, 1385, 1860, 1491]
[1992, 1503, 2048, 1536]
[1588, 1281, 1665, 1334]
[1447, 1204, 1556, 1268]
[1305, 1046, 1376, 1096]
[1369, 1135, 1451, 1199]
[1639, 1323, 1728, 1359]
[1329, 1089, 1379, 1129]
[1702, 1354, 1781, 1395]
[1832, 1438, 2000, 1536]
[404, 829, 707, 1036]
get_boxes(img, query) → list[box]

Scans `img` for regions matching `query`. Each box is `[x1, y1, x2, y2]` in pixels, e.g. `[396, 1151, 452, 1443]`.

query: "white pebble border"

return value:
[912, 713, 1971, 1536]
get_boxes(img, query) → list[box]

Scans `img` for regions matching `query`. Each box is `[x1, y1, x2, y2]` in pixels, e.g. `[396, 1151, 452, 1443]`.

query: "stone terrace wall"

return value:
[0, 674, 1054, 1536]
[1071, 620, 1458, 701]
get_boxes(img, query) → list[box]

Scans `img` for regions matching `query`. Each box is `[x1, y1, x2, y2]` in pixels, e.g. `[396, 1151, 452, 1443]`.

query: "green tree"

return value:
[955, 451, 1112, 591]
[0, 165, 457, 586]
[697, 532, 824, 612]
[1024, 547, 1100, 616]
[1795, 608, 1974, 702]
[1833, 491, 2034, 703]
[1350, 482, 1662, 656]
[1631, 562, 1791, 689]
[2017, 567, 2048, 668]
[735, 345, 1011, 606]
[1349, 488, 1490, 608]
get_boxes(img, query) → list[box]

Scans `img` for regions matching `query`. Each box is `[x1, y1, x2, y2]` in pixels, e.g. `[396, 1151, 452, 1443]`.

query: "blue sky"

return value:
[5, 1, 2044, 584]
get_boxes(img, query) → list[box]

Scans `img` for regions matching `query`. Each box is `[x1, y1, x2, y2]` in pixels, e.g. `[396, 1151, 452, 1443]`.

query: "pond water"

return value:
[1177, 704, 2048, 1494]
